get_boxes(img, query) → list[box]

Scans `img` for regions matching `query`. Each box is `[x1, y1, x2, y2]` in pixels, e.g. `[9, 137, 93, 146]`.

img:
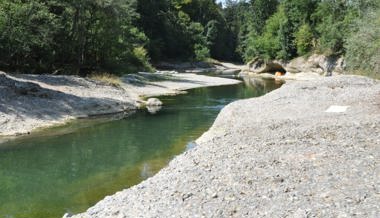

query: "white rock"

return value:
[146, 98, 163, 106]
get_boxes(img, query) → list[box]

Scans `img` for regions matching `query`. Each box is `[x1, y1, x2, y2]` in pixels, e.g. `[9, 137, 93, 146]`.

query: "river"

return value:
[0, 77, 281, 218]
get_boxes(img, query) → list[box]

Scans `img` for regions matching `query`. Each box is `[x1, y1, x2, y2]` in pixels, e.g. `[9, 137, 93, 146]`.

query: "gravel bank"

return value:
[71, 75, 380, 218]
[0, 72, 240, 137]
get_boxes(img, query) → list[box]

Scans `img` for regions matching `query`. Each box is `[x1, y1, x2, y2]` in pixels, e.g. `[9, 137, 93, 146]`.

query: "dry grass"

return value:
[89, 73, 122, 87]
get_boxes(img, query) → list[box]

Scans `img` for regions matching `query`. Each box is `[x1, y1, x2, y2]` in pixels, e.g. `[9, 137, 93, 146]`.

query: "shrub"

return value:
[133, 47, 154, 72]
[194, 44, 210, 61]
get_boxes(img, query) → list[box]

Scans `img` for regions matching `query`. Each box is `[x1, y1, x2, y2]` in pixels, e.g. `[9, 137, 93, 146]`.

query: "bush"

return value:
[194, 44, 210, 61]
[345, 7, 380, 79]
[133, 47, 154, 72]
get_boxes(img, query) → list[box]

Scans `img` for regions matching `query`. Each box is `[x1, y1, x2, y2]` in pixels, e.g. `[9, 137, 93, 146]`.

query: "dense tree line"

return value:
[0, 0, 151, 74]
[0, 0, 379, 75]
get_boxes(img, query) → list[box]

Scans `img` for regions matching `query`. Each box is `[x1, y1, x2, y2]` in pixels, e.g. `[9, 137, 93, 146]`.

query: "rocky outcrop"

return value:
[246, 54, 346, 77]
[247, 57, 286, 74]
[286, 54, 345, 76]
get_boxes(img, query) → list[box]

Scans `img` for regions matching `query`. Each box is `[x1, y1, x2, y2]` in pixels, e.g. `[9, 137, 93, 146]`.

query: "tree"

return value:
[242, 0, 317, 61]
[0, 1, 58, 72]
[249, 0, 278, 35]
[312, 0, 357, 55]
[295, 24, 314, 55]
[243, 4, 287, 61]
[0, 0, 149, 74]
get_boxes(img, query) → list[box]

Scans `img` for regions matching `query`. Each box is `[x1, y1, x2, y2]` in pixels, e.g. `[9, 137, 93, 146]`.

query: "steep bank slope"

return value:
[0, 72, 240, 137]
[72, 75, 380, 218]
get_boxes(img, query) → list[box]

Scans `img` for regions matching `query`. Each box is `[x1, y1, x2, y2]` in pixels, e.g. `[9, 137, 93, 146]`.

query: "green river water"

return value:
[0, 77, 281, 218]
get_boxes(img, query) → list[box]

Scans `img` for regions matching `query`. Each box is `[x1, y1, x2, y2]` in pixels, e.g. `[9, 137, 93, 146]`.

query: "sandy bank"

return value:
[0, 72, 240, 137]
[71, 75, 380, 218]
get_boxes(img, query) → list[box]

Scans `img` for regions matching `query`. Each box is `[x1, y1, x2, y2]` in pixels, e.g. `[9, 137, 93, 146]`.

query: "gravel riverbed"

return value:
[71, 75, 380, 218]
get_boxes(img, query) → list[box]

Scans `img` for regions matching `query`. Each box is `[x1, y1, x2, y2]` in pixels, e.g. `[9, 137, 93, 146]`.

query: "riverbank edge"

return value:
[69, 75, 380, 218]
[0, 71, 241, 139]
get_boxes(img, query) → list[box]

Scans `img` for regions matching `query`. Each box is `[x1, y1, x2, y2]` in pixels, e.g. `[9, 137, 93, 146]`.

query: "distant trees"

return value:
[239, 0, 379, 71]
[136, 0, 235, 61]
[0, 0, 378, 76]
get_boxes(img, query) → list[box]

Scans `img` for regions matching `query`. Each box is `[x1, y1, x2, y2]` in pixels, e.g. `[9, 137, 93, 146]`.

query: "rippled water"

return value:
[0, 77, 281, 218]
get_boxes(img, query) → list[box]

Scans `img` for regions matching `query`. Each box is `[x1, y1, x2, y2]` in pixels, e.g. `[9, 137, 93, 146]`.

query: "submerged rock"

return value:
[146, 98, 163, 106]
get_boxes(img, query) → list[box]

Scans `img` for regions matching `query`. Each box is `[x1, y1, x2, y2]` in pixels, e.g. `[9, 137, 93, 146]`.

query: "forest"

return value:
[0, 0, 379, 75]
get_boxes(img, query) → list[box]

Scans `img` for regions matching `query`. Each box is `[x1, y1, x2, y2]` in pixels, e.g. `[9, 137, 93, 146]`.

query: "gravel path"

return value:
[0, 72, 240, 137]
[71, 75, 380, 218]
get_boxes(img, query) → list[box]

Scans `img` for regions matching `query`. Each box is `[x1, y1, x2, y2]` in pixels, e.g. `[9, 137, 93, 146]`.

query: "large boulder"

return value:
[247, 57, 286, 74]
[285, 54, 345, 76]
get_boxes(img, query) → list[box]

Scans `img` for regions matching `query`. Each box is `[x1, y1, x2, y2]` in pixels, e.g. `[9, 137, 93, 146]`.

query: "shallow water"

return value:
[0, 77, 281, 218]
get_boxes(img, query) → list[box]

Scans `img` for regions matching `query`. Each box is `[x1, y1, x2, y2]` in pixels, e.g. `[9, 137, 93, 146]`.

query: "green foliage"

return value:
[132, 47, 154, 72]
[205, 20, 219, 47]
[345, 6, 380, 78]
[0, 1, 58, 72]
[249, 0, 279, 35]
[194, 44, 210, 61]
[243, 5, 286, 61]
[312, 0, 350, 54]
[240, 0, 379, 67]
[223, 0, 251, 61]
[242, 0, 318, 61]
[0, 0, 149, 74]
[136, 0, 208, 60]
[0, 0, 379, 77]
[137, 0, 237, 62]
[295, 24, 314, 55]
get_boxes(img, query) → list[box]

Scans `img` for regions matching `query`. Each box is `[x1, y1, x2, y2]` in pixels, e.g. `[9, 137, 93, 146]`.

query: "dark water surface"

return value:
[0, 77, 281, 218]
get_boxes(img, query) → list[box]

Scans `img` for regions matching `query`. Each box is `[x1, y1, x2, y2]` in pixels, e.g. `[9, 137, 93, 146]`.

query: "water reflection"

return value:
[146, 105, 162, 114]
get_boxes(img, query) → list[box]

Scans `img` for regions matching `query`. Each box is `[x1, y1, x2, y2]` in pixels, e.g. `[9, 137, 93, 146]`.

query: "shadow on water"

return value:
[0, 76, 282, 218]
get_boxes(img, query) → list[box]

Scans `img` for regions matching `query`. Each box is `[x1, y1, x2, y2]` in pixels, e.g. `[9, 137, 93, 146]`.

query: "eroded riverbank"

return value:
[72, 75, 380, 218]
